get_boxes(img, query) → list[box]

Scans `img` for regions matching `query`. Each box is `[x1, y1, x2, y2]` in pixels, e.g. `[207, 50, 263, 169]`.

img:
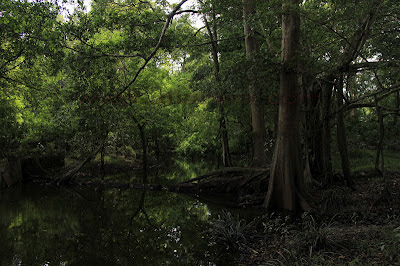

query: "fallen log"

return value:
[179, 167, 269, 184]
[52, 141, 105, 185]
[170, 167, 270, 206]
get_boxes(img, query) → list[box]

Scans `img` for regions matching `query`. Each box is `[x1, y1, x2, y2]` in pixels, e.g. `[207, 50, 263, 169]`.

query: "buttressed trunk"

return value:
[264, 0, 311, 211]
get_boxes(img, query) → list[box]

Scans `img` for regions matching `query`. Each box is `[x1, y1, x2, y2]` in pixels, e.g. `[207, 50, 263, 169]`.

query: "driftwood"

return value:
[52, 142, 105, 185]
[170, 167, 270, 206]
[179, 167, 268, 184]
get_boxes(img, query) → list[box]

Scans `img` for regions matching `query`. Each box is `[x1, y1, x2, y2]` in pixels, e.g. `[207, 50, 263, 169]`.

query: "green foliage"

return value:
[0, 95, 22, 156]
[262, 212, 294, 238]
[332, 148, 400, 172]
[207, 210, 256, 250]
[378, 225, 400, 263]
[0, 0, 399, 182]
[175, 102, 219, 155]
[322, 187, 347, 212]
[300, 213, 335, 254]
[264, 248, 309, 266]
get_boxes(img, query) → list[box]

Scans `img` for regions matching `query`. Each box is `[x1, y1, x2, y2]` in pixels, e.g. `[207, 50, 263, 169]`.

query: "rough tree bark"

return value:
[264, 0, 311, 211]
[243, 0, 267, 167]
[204, 15, 232, 167]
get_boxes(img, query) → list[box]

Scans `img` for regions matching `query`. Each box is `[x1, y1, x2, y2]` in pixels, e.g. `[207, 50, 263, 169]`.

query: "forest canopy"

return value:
[1, 0, 400, 210]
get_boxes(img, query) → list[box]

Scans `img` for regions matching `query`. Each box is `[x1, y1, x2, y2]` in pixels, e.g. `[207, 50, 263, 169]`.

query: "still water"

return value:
[1, 185, 225, 265]
[0, 160, 253, 265]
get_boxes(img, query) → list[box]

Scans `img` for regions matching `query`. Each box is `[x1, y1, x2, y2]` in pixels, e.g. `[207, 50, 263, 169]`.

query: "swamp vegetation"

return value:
[1, 0, 400, 264]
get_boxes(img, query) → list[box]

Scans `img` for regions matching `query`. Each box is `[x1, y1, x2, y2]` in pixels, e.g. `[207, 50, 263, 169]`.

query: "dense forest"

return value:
[1, 0, 400, 264]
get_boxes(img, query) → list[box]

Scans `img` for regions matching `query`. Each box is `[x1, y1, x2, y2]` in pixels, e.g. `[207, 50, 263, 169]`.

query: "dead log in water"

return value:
[170, 167, 270, 206]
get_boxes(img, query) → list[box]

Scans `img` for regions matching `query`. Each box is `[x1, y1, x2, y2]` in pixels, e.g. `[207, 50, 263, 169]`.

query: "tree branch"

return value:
[111, 0, 188, 101]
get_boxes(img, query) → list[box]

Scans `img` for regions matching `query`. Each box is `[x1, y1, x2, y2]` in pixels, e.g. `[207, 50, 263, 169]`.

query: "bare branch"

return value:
[175, 9, 199, 15]
[175, 36, 244, 48]
[334, 83, 400, 114]
[350, 60, 400, 71]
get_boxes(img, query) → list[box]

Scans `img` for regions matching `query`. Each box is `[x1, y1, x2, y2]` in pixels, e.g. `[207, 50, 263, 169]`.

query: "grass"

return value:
[206, 210, 256, 250]
[332, 148, 400, 173]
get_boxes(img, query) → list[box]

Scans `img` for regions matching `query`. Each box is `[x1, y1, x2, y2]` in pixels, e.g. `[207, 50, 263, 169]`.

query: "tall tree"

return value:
[336, 74, 353, 188]
[243, 0, 267, 167]
[264, 0, 310, 210]
[203, 10, 232, 167]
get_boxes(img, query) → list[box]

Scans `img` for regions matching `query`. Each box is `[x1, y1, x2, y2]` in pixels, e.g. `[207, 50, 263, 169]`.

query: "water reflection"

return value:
[0, 184, 222, 265]
[146, 158, 216, 185]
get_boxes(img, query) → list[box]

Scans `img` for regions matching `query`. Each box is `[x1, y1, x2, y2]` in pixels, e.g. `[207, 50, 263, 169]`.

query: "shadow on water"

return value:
[103, 157, 217, 186]
[0, 186, 258, 265]
[147, 158, 217, 185]
[0, 159, 262, 265]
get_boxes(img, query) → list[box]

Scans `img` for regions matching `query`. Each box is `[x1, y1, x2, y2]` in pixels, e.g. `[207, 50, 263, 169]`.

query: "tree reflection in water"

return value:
[0, 184, 223, 265]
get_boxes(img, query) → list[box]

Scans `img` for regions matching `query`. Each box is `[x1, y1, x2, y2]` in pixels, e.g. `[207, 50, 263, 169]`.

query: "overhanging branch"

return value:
[111, 0, 188, 101]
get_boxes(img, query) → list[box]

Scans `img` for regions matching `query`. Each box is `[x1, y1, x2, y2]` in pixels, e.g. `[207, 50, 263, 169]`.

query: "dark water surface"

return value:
[1, 184, 227, 265]
[0, 159, 263, 265]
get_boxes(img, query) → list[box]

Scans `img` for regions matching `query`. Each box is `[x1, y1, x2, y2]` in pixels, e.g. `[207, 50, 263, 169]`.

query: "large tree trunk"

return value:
[336, 75, 354, 188]
[204, 15, 232, 167]
[243, 0, 267, 167]
[264, 0, 311, 211]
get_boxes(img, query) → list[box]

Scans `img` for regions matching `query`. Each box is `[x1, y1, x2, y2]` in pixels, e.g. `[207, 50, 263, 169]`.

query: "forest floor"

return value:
[233, 171, 400, 265]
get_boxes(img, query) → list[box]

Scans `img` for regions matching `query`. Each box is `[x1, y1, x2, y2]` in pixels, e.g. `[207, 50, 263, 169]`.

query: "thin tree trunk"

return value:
[305, 82, 323, 180]
[243, 0, 267, 167]
[374, 99, 392, 199]
[301, 77, 314, 186]
[393, 91, 399, 126]
[321, 78, 334, 184]
[204, 15, 232, 167]
[336, 75, 354, 189]
[264, 0, 311, 211]
[100, 145, 105, 172]
[375, 100, 384, 177]
[131, 115, 147, 183]
[138, 124, 148, 183]
[218, 100, 232, 167]
[54, 140, 106, 185]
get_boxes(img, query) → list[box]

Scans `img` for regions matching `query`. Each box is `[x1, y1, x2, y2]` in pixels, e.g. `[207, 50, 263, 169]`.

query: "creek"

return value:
[0, 159, 262, 265]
